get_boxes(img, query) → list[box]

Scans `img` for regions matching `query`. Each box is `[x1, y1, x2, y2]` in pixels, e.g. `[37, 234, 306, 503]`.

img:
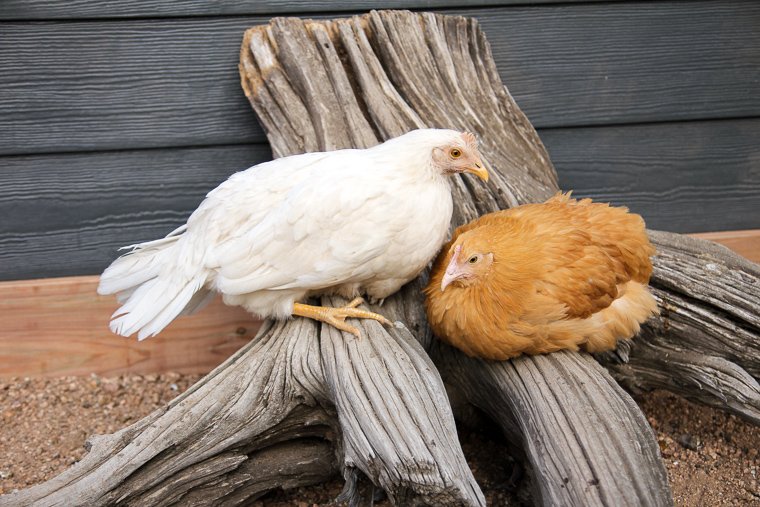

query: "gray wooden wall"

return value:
[1, 0, 758, 281]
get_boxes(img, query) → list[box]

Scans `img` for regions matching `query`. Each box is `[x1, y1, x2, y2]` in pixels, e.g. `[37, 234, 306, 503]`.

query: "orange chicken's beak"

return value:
[463, 158, 489, 182]
[441, 246, 463, 291]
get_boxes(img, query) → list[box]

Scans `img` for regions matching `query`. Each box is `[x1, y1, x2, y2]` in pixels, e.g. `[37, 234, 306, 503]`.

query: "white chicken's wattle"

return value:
[98, 129, 487, 339]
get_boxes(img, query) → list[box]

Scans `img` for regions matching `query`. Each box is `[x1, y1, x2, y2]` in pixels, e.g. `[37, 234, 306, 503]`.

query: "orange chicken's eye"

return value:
[450, 148, 462, 159]
[468, 255, 479, 264]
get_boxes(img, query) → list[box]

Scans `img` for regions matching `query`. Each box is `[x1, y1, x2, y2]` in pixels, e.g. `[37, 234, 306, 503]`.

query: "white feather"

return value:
[136, 276, 206, 340]
[179, 289, 214, 316]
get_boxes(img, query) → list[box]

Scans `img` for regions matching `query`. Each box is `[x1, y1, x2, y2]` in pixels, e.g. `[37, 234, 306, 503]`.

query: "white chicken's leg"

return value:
[292, 297, 392, 337]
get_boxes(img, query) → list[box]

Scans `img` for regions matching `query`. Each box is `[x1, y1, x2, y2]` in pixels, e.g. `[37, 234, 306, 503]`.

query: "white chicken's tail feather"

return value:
[109, 275, 207, 340]
[98, 229, 209, 340]
[98, 232, 184, 296]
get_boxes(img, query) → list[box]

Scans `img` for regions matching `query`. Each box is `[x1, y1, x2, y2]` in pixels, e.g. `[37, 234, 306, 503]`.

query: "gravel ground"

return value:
[1, 374, 758, 505]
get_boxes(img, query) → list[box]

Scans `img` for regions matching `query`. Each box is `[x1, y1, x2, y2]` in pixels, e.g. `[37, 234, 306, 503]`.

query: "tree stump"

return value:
[5, 9, 758, 507]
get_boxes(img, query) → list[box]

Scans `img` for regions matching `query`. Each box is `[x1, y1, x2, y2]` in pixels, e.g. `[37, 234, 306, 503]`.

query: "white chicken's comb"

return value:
[461, 131, 478, 147]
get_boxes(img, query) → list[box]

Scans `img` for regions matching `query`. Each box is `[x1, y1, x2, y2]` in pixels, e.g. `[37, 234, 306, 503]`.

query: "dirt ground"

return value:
[1, 374, 758, 505]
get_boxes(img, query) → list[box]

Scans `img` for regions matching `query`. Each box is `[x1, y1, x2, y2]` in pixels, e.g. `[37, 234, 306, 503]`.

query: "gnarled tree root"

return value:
[598, 230, 760, 425]
[5, 316, 483, 506]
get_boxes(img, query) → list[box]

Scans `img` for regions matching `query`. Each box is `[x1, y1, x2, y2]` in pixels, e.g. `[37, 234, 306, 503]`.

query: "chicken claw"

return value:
[292, 297, 392, 337]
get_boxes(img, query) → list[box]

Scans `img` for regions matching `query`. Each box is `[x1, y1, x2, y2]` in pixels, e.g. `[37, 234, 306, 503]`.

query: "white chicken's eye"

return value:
[468, 255, 479, 264]
[450, 148, 462, 159]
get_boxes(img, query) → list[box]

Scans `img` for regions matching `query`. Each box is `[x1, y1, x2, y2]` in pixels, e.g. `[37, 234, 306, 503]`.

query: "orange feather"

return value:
[424, 192, 658, 360]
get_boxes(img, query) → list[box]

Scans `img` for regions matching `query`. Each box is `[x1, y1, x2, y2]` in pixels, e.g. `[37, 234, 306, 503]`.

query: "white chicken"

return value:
[98, 129, 487, 339]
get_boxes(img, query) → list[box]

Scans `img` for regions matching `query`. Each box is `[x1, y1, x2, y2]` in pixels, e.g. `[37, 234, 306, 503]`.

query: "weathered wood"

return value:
[318, 299, 483, 506]
[5, 313, 484, 506]
[4, 320, 339, 506]
[0, 0, 619, 20]
[597, 231, 760, 424]
[240, 10, 671, 505]
[242, 8, 759, 501]
[0, 145, 267, 281]
[2, 121, 759, 281]
[2, 1, 758, 155]
[0, 276, 256, 377]
[433, 348, 672, 505]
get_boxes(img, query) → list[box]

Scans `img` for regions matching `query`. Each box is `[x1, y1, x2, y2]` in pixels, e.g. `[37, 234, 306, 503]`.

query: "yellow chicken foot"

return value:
[292, 297, 392, 337]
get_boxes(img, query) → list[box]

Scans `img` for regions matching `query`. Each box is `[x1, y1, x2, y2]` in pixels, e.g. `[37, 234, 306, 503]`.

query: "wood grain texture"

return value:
[434, 348, 671, 505]
[318, 298, 484, 506]
[0, 144, 269, 281]
[598, 230, 760, 424]
[6, 307, 485, 506]
[3, 117, 757, 281]
[1, 1, 758, 155]
[548, 118, 760, 233]
[0, 276, 256, 378]
[240, 11, 671, 505]
[5, 320, 342, 506]
[0, 0, 609, 20]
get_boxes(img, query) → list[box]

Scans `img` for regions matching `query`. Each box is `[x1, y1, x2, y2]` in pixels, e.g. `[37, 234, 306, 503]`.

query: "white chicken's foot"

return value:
[292, 297, 392, 337]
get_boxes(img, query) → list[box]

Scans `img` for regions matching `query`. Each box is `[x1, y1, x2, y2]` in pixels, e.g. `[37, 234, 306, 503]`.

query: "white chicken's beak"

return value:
[441, 246, 462, 292]
[463, 158, 489, 182]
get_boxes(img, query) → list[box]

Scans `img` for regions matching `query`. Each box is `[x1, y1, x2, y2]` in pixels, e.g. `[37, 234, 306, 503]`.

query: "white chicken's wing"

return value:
[188, 151, 390, 296]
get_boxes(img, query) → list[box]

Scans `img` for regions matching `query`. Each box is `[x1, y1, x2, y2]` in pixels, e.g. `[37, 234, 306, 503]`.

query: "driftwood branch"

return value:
[7, 8, 759, 507]
[433, 346, 671, 506]
[239, 10, 672, 506]
[598, 231, 760, 424]
[241, 9, 758, 502]
[6, 316, 482, 506]
[6, 320, 337, 506]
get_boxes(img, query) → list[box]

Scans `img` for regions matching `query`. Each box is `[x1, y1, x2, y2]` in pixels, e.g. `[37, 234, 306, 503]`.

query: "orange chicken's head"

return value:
[440, 234, 494, 291]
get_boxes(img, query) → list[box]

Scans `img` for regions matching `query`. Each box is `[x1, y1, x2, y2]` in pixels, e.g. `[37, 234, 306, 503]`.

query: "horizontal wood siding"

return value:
[2, 119, 759, 281]
[0, 0, 614, 20]
[548, 118, 760, 233]
[0, 145, 266, 280]
[0, 1, 757, 281]
[1, 2, 758, 155]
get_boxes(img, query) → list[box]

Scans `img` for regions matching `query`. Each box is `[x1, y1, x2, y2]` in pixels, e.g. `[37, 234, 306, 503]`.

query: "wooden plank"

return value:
[546, 118, 760, 234]
[691, 230, 760, 264]
[1, 1, 758, 155]
[0, 275, 258, 378]
[0, 144, 269, 281]
[0, 0, 612, 20]
[2, 118, 758, 281]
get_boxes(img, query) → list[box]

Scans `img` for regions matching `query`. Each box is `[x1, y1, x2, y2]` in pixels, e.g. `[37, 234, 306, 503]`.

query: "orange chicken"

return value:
[424, 193, 658, 360]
